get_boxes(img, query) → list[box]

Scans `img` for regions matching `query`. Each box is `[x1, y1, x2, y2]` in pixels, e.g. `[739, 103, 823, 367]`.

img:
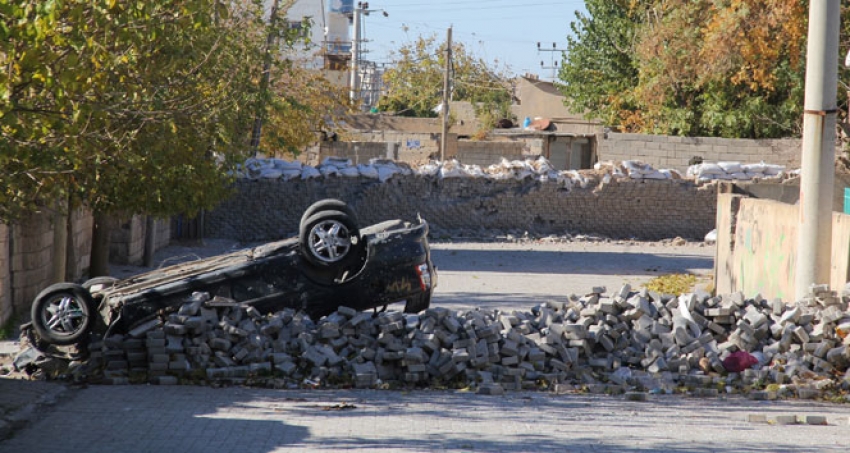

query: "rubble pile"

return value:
[70, 284, 850, 398]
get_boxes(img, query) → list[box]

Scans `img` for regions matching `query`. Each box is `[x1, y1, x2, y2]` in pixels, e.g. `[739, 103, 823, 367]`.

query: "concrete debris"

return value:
[18, 285, 850, 398]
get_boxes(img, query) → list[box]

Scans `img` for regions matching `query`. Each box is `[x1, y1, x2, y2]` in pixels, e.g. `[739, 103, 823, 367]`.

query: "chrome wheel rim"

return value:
[41, 294, 88, 337]
[308, 219, 352, 263]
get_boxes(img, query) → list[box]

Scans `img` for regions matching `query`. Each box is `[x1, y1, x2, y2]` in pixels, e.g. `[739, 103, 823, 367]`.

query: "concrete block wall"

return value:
[204, 176, 718, 242]
[110, 216, 143, 265]
[110, 216, 172, 265]
[318, 142, 391, 164]
[349, 131, 440, 164]
[455, 141, 530, 167]
[8, 212, 55, 317]
[0, 224, 11, 326]
[598, 133, 804, 173]
[0, 209, 97, 325]
[69, 208, 93, 281]
[320, 138, 541, 169]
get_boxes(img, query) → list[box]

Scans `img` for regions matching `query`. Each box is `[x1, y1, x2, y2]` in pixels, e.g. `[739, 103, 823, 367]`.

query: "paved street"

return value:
[6, 239, 842, 453]
[430, 240, 714, 313]
[2, 384, 850, 453]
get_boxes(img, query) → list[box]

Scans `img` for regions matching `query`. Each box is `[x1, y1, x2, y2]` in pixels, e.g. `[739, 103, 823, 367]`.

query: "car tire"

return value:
[300, 210, 360, 268]
[404, 291, 431, 314]
[300, 199, 359, 234]
[82, 276, 118, 293]
[30, 283, 95, 346]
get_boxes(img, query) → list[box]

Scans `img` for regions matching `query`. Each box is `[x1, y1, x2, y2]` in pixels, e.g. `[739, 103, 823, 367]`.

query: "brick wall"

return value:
[596, 133, 805, 173]
[204, 176, 718, 242]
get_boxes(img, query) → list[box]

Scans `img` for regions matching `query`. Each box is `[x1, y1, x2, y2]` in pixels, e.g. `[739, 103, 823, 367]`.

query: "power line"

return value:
[380, 0, 584, 8]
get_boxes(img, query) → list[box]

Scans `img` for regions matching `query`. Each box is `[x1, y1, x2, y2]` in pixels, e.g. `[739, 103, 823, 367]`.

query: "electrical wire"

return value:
[381, 0, 583, 10]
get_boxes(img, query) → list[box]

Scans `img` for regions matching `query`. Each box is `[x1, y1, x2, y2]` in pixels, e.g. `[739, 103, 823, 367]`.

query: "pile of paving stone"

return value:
[64, 283, 850, 398]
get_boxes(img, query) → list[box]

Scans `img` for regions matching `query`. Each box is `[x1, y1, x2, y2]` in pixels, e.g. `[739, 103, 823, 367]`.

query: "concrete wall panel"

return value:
[830, 212, 850, 291]
[715, 197, 850, 300]
[729, 199, 799, 301]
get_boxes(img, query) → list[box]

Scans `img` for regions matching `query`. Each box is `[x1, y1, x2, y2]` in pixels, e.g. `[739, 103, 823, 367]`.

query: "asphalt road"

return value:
[2, 385, 849, 453]
[13, 238, 840, 453]
[429, 240, 715, 312]
[108, 238, 716, 314]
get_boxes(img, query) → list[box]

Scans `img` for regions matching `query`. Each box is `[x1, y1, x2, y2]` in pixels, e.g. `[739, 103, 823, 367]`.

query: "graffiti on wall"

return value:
[733, 200, 797, 300]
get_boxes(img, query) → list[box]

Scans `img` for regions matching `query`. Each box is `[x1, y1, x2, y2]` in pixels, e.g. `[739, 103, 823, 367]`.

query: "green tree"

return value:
[557, 0, 647, 131]
[1, 0, 338, 273]
[263, 63, 352, 156]
[559, 0, 813, 138]
[634, 0, 806, 137]
[377, 33, 511, 130]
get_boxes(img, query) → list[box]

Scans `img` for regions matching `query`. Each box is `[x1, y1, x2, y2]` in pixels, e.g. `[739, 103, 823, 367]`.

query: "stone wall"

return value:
[204, 176, 718, 242]
[597, 133, 804, 173]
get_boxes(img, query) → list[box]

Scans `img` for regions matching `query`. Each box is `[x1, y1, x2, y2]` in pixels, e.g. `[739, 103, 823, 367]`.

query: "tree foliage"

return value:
[263, 63, 352, 156]
[558, 0, 646, 131]
[0, 0, 341, 222]
[559, 0, 818, 138]
[377, 34, 511, 129]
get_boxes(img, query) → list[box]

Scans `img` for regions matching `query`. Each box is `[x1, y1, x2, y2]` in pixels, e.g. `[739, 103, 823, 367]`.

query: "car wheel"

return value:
[30, 283, 95, 346]
[300, 210, 360, 267]
[300, 199, 359, 233]
[82, 276, 118, 293]
[404, 291, 432, 314]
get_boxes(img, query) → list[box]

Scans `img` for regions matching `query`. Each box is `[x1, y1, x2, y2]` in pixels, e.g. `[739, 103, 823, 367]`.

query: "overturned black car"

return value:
[26, 200, 436, 351]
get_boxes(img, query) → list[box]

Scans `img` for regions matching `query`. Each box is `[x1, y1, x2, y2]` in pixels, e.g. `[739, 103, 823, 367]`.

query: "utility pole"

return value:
[795, 0, 839, 299]
[350, 4, 362, 104]
[537, 42, 565, 80]
[440, 26, 452, 161]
